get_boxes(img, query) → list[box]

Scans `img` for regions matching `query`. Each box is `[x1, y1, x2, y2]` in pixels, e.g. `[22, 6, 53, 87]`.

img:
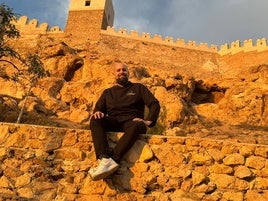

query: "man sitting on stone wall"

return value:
[89, 61, 160, 181]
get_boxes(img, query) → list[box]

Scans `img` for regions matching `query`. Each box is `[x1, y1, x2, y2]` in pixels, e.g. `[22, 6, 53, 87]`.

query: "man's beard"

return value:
[116, 76, 128, 86]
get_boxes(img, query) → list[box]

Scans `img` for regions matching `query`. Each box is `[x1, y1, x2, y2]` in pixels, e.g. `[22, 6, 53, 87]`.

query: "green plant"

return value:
[0, 3, 20, 58]
[0, 3, 49, 123]
[14, 54, 49, 123]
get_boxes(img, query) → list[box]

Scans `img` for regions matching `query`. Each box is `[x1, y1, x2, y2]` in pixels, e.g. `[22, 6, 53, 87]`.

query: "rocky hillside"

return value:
[0, 35, 267, 139]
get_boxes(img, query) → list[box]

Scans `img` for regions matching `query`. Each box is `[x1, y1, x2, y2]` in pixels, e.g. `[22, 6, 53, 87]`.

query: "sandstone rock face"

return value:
[0, 34, 268, 136]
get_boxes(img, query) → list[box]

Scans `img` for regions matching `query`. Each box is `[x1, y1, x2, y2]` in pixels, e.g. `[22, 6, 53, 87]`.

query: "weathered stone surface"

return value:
[239, 145, 255, 157]
[54, 148, 84, 160]
[246, 190, 268, 201]
[124, 140, 154, 163]
[0, 176, 11, 188]
[17, 187, 34, 199]
[255, 146, 268, 158]
[210, 174, 235, 189]
[207, 149, 225, 162]
[259, 165, 268, 177]
[15, 173, 31, 187]
[79, 177, 106, 195]
[223, 153, 245, 165]
[0, 123, 267, 200]
[192, 171, 206, 186]
[245, 156, 266, 170]
[191, 152, 213, 166]
[234, 178, 249, 191]
[153, 146, 186, 166]
[62, 130, 78, 146]
[254, 178, 268, 190]
[33, 181, 58, 192]
[234, 166, 252, 178]
[154, 87, 186, 127]
[0, 2, 267, 200]
[209, 164, 233, 174]
[2, 31, 268, 138]
[222, 191, 244, 201]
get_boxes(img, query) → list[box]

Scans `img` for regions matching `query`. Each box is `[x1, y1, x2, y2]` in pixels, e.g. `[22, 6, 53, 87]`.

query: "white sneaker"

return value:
[88, 159, 100, 176]
[89, 158, 119, 181]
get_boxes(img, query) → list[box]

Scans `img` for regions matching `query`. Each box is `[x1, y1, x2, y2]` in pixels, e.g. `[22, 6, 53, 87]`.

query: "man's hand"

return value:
[92, 111, 105, 119]
[132, 118, 152, 127]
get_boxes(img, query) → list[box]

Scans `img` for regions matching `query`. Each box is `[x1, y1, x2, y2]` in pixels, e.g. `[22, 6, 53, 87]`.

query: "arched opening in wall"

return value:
[191, 81, 226, 104]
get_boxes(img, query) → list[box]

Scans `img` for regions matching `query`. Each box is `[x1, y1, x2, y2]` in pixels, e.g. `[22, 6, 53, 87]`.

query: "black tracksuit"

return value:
[90, 81, 160, 162]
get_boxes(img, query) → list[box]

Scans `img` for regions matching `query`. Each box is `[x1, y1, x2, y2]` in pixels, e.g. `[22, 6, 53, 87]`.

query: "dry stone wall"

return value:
[0, 123, 267, 200]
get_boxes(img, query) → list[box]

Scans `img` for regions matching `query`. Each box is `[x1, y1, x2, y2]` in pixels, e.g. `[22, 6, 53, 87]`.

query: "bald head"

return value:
[113, 62, 129, 86]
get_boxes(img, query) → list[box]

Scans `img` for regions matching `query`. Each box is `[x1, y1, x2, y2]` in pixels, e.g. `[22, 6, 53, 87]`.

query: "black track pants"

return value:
[89, 117, 147, 162]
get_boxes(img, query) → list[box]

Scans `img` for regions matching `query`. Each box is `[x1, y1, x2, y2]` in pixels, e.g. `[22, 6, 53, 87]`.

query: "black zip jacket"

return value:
[93, 82, 160, 127]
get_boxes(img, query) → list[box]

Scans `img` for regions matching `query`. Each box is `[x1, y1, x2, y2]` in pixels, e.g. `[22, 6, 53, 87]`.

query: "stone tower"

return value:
[65, 0, 114, 42]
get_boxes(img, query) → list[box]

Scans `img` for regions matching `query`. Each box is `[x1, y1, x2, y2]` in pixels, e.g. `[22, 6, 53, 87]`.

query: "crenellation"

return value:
[231, 40, 240, 48]
[141, 32, 151, 39]
[50, 26, 62, 32]
[244, 39, 253, 47]
[28, 19, 38, 27]
[153, 34, 163, 42]
[39, 23, 49, 30]
[175, 38, 186, 46]
[13, 16, 63, 36]
[14, 12, 268, 56]
[210, 44, 218, 51]
[257, 38, 267, 46]
[130, 30, 140, 38]
[101, 26, 217, 53]
[198, 42, 211, 52]
[17, 15, 28, 25]
[106, 26, 117, 35]
[243, 39, 255, 52]
[218, 38, 268, 55]
[11, 1, 268, 56]
[164, 36, 174, 43]
[256, 38, 267, 52]
[199, 42, 209, 49]
[118, 28, 127, 35]
[230, 40, 241, 54]
[187, 40, 196, 47]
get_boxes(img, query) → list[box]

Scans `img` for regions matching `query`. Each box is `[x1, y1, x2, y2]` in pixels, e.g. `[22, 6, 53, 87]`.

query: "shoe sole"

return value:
[90, 165, 119, 181]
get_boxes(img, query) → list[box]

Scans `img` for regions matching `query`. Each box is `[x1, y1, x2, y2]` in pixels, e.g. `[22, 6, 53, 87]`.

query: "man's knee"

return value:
[126, 121, 147, 134]
[89, 117, 103, 129]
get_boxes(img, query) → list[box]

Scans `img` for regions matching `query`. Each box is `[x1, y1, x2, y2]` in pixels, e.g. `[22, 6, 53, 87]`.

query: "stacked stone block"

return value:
[0, 123, 267, 200]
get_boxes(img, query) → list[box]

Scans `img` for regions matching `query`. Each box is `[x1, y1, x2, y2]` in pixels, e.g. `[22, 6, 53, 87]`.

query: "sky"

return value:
[2, 0, 268, 46]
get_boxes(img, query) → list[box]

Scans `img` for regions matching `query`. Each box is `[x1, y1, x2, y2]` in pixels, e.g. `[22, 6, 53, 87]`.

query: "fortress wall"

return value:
[219, 38, 268, 55]
[13, 16, 268, 57]
[14, 16, 63, 36]
[101, 27, 268, 56]
[220, 48, 268, 71]
[98, 32, 220, 77]
[102, 26, 218, 53]
[0, 123, 267, 200]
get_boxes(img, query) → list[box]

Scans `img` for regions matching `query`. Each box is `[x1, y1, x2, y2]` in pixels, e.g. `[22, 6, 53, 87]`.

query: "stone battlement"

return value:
[14, 16, 63, 35]
[13, 15, 268, 56]
[219, 38, 268, 55]
[101, 26, 218, 53]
